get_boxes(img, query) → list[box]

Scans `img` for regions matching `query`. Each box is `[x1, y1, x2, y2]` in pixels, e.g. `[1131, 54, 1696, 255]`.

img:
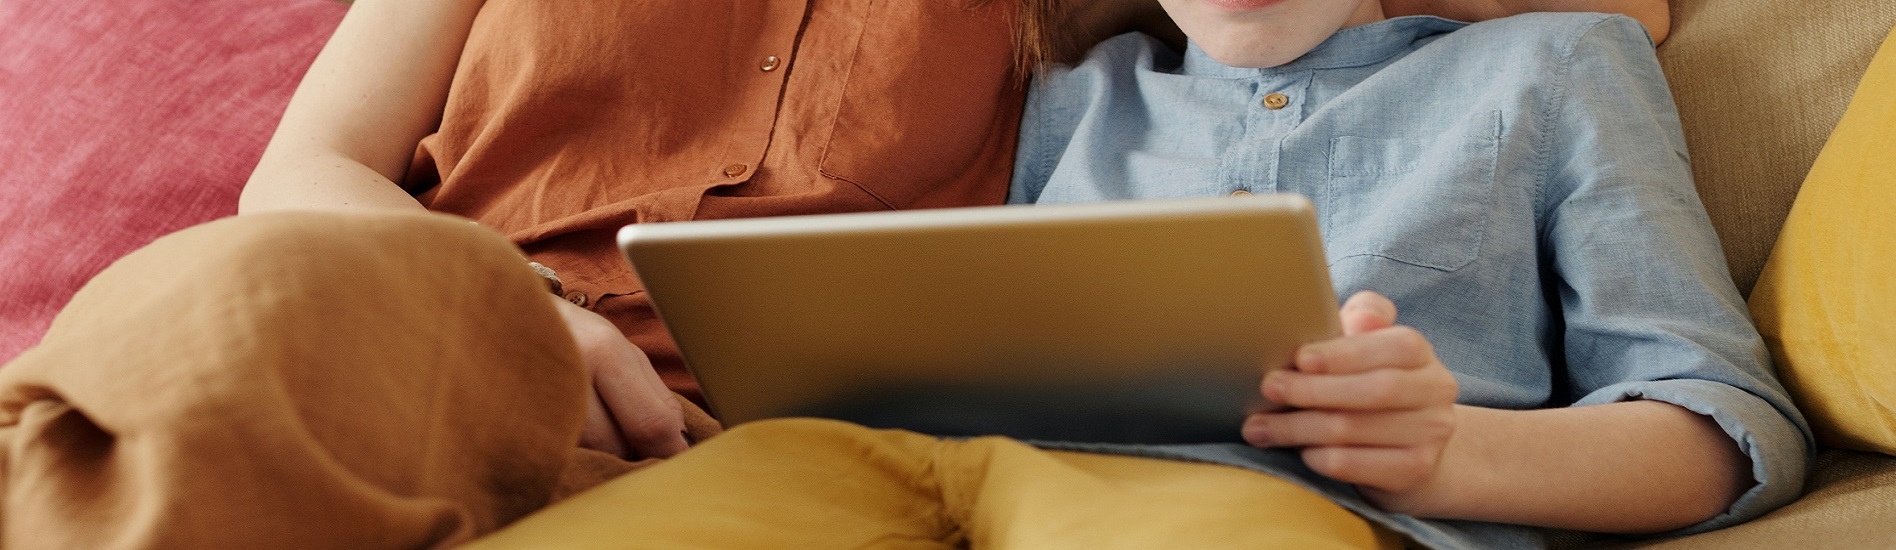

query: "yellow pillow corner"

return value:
[1748, 25, 1896, 457]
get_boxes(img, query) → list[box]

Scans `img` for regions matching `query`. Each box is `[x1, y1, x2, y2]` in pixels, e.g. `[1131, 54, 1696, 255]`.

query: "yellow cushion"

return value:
[1748, 25, 1896, 456]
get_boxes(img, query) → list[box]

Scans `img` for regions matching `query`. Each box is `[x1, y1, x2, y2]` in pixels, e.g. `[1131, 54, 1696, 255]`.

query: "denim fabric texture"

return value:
[1011, 14, 1814, 550]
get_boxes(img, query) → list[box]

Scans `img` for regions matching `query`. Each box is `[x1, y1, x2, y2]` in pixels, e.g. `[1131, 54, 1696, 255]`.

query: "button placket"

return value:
[1269, 74, 1316, 193]
[1253, 77, 1308, 124]
[716, 3, 802, 200]
[1227, 73, 1310, 195]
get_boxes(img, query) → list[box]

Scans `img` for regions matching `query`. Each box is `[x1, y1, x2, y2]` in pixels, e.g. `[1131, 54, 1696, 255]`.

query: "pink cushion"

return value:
[0, 0, 346, 362]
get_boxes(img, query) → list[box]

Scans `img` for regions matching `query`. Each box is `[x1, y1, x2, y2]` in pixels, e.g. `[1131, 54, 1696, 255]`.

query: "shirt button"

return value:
[564, 291, 589, 307]
[723, 163, 749, 177]
[1263, 93, 1290, 110]
[1231, 189, 1253, 196]
[761, 55, 781, 72]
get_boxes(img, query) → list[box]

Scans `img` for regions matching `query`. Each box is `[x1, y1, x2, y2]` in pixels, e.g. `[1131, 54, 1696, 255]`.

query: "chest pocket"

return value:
[1319, 111, 1503, 272]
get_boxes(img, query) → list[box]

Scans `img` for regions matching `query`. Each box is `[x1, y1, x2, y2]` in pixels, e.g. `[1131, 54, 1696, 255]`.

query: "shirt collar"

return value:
[1180, 15, 1468, 78]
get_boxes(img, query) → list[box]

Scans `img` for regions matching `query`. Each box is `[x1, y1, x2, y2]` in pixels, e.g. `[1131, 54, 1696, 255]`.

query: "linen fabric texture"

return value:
[1748, 25, 1896, 458]
[1011, 14, 1812, 549]
[1655, 0, 1896, 295]
[409, 0, 1028, 403]
[467, 418, 1403, 550]
[0, 0, 346, 363]
[0, 212, 619, 548]
[1601, 450, 1896, 549]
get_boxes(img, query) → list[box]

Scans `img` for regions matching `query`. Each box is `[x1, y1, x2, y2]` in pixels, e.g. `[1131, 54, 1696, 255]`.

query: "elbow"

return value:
[1628, 0, 1673, 45]
[1682, 446, 1753, 530]
[237, 164, 276, 215]
[238, 148, 300, 215]
[1664, 477, 1747, 533]
[1640, 403, 1754, 534]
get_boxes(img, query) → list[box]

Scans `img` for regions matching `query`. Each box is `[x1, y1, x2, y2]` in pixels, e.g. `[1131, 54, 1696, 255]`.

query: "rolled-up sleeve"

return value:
[1539, 16, 1814, 534]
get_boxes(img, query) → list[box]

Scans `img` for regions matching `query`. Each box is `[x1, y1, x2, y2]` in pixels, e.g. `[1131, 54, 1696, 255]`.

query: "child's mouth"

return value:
[1200, 0, 1290, 12]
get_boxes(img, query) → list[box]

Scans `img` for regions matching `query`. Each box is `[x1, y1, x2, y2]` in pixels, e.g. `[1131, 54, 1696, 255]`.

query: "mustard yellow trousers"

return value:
[473, 417, 1401, 550]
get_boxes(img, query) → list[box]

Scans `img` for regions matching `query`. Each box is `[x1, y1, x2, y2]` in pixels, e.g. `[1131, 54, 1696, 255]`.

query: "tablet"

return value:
[617, 194, 1340, 444]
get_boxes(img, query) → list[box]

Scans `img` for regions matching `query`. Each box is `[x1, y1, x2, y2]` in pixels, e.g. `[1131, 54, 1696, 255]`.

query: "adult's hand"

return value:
[1241, 291, 1462, 498]
[549, 294, 690, 460]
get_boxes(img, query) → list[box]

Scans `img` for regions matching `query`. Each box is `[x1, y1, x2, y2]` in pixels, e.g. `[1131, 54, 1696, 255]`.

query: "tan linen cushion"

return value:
[1655, 0, 1896, 295]
[1604, 451, 1896, 549]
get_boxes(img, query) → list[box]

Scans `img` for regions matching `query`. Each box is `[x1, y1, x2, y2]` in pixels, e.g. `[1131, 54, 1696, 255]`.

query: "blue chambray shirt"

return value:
[1010, 13, 1813, 550]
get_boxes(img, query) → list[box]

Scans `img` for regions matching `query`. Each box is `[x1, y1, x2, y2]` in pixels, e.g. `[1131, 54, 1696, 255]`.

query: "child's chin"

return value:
[1197, 43, 1303, 69]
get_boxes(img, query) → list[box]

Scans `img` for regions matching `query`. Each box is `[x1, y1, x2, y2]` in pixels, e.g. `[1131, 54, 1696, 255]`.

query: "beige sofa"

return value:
[1548, 1, 1896, 548]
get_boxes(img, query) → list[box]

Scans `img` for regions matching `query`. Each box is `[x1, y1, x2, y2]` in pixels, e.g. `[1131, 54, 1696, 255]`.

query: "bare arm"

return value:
[241, 1, 693, 457]
[238, 0, 483, 214]
[1392, 402, 1747, 532]
[1249, 292, 1747, 533]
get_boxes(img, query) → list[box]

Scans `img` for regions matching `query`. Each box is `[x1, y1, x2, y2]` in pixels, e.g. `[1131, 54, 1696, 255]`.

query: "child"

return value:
[1009, 0, 1810, 547]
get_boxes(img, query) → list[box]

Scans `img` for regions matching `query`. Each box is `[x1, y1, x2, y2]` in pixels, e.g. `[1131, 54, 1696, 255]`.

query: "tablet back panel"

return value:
[619, 195, 1339, 443]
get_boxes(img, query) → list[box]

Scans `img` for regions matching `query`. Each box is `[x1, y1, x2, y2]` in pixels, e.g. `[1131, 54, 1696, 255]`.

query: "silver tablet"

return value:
[617, 194, 1340, 444]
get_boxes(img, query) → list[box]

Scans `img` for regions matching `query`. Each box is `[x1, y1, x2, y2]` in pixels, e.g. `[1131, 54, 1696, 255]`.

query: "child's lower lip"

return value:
[1201, 0, 1288, 11]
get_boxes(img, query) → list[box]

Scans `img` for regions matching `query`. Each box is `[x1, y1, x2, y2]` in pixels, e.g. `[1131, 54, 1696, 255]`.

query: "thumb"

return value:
[1340, 291, 1398, 336]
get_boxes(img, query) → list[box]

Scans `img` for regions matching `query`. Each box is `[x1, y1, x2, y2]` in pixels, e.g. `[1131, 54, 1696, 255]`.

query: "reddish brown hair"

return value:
[1012, 0, 1072, 79]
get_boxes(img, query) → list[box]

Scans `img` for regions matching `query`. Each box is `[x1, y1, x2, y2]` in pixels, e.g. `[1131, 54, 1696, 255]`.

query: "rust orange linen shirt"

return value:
[408, 0, 1025, 401]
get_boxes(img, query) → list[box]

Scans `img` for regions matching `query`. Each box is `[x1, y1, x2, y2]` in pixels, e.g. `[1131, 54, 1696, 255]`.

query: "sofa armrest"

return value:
[1554, 450, 1896, 549]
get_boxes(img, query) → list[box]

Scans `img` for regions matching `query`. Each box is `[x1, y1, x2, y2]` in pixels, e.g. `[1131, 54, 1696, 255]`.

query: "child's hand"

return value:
[1242, 291, 1461, 504]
